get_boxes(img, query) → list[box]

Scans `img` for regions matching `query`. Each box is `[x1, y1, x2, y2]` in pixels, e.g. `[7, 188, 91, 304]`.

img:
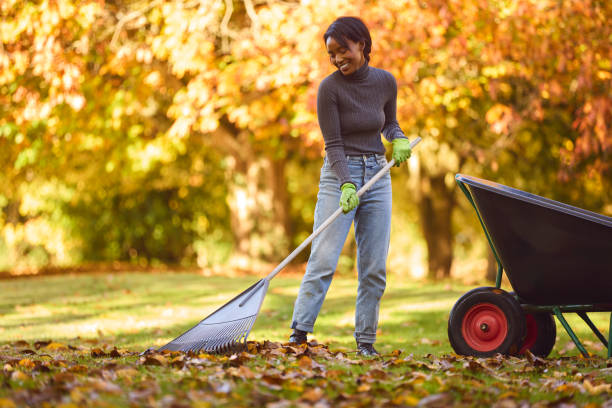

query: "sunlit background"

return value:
[0, 0, 610, 282]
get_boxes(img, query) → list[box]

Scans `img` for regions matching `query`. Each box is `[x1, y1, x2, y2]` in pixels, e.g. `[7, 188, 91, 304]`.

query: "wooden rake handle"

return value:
[264, 137, 422, 282]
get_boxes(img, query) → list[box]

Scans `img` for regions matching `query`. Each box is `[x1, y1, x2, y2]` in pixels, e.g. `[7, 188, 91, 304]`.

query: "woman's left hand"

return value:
[391, 138, 412, 166]
[339, 183, 359, 213]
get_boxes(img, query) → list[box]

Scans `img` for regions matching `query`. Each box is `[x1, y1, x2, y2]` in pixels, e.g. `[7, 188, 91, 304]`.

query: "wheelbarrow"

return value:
[448, 174, 612, 358]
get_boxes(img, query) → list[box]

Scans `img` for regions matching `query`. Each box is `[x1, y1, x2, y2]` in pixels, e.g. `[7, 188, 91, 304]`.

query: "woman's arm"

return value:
[381, 73, 407, 142]
[317, 79, 353, 186]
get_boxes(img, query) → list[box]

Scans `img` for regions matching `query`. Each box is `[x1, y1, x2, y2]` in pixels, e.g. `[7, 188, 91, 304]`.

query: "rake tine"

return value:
[208, 331, 229, 353]
[240, 316, 255, 340]
[216, 319, 248, 354]
[224, 319, 248, 350]
[240, 316, 256, 344]
[200, 339, 211, 352]
[229, 319, 250, 351]
[220, 341, 231, 354]
[191, 341, 205, 353]
[231, 321, 248, 350]
[192, 335, 210, 351]
[206, 322, 234, 352]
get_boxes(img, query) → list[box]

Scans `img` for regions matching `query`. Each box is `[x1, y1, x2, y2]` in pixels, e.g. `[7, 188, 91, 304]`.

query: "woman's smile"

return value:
[338, 61, 351, 72]
[326, 36, 365, 76]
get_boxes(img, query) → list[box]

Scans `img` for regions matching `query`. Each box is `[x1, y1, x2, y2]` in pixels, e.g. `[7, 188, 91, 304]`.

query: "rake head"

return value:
[159, 279, 269, 354]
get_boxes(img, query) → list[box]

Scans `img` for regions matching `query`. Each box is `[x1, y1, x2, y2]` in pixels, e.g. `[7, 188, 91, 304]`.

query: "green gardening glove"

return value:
[339, 183, 359, 213]
[392, 138, 412, 166]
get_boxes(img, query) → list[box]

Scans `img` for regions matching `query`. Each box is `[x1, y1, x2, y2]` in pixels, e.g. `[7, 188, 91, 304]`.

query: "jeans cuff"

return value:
[291, 321, 314, 333]
[354, 332, 377, 344]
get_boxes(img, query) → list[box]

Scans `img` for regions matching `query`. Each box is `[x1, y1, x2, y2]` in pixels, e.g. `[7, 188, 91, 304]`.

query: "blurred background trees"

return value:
[1, 0, 610, 279]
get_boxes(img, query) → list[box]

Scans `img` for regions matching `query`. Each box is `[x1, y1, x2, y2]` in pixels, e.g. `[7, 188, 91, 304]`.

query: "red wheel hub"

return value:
[519, 313, 537, 354]
[461, 303, 508, 352]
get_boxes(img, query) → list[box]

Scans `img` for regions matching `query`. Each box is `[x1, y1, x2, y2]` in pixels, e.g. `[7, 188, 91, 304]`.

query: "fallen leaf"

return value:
[69, 388, 86, 404]
[297, 355, 313, 369]
[356, 383, 371, 392]
[91, 348, 107, 358]
[583, 379, 611, 395]
[18, 359, 35, 369]
[116, 367, 139, 379]
[369, 368, 387, 379]
[89, 378, 123, 394]
[492, 399, 519, 408]
[0, 398, 16, 408]
[68, 365, 88, 373]
[301, 387, 324, 402]
[143, 354, 167, 366]
[392, 391, 420, 406]
[524, 350, 547, 367]
[11, 370, 30, 382]
[417, 393, 453, 407]
[33, 340, 52, 349]
[45, 342, 68, 351]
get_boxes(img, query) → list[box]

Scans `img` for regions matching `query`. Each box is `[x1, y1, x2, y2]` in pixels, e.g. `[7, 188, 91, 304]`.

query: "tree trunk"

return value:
[417, 173, 456, 280]
[213, 125, 292, 268]
[269, 155, 293, 244]
[225, 155, 292, 266]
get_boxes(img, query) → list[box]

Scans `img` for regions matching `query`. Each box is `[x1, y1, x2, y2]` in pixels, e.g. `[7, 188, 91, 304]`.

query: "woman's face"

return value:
[325, 36, 365, 76]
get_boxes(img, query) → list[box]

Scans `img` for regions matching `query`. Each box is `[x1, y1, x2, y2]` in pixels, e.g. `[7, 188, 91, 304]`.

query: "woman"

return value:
[289, 16, 412, 356]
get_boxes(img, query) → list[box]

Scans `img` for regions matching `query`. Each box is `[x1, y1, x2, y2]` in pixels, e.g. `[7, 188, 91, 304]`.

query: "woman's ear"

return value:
[359, 40, 365, 51]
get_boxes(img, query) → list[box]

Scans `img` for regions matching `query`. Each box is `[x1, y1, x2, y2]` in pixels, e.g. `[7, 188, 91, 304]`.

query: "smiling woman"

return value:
[324, 21, 370, 75]
[288, 16, 415, 357]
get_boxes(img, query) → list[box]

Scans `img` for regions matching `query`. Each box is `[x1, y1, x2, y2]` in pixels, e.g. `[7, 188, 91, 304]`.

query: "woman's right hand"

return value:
[340, 183, 359, 213]
[391, 138, 412, 166]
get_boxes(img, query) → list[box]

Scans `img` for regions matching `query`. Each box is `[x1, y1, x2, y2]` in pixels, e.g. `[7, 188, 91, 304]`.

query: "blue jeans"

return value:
[291, 154, 392, 344]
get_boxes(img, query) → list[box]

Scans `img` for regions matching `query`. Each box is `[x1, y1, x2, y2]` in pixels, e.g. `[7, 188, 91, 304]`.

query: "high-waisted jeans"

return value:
[291, 154, 392, 344]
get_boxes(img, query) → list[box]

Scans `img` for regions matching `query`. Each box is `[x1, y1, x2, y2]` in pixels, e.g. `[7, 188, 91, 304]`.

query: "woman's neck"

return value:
[342, 60, 369, 81]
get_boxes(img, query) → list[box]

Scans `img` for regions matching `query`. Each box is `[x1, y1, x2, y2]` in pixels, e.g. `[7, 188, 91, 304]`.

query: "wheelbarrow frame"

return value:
[456, 174, 612, 358]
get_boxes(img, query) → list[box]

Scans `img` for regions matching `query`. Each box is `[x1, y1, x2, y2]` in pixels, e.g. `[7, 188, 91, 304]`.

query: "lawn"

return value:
[1, 271, 611, 407]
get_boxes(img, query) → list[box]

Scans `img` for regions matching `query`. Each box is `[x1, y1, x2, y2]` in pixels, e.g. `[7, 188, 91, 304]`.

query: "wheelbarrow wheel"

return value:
[448, 287, 526, 357]
[519, 312, 556, 357]
[508, 292, 557, 358]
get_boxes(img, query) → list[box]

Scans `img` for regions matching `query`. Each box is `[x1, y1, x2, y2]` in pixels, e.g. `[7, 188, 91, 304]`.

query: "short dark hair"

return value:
[323, 17, 372, 62]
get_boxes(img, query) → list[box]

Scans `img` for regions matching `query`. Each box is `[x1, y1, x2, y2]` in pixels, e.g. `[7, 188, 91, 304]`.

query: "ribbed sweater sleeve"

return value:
[381, 74, 407, 142]
[317, 78, 352, 186]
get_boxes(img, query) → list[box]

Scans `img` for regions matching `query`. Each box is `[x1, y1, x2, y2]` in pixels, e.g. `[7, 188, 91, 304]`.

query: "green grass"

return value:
[0, 272, 472, 355]
[1, 272, 612, 407]
[1, 272, 609, 356]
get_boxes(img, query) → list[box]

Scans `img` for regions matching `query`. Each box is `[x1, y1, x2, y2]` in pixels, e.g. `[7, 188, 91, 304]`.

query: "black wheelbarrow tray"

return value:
[448, 174, 612, 358]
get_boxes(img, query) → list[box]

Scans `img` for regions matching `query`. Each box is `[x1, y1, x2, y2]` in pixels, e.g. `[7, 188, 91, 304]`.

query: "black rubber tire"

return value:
[508, 292, 557, 358]
[520, 312, 556, 358]
[448, 287, 526, 357]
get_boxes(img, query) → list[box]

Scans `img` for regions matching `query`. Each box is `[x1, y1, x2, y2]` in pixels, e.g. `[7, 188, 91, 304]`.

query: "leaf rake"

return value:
[157, 137, 422, 354]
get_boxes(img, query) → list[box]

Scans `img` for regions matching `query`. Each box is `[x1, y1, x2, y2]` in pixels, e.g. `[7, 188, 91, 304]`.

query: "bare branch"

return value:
[110, 0, 162, 50]
[243, 0, 261, 35]
[220, 0, 234, 53]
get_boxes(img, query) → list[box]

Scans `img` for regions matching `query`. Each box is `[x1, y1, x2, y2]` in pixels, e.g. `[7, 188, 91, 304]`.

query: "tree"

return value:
[1, 0, 609, 277]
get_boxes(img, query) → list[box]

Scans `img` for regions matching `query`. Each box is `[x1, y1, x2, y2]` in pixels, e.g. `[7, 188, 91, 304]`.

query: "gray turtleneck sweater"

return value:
[317, 62, 407, 186]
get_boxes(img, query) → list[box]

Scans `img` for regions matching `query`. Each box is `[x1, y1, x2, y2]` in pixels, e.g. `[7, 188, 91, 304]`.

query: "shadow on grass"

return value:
[0, 273, 469, 355]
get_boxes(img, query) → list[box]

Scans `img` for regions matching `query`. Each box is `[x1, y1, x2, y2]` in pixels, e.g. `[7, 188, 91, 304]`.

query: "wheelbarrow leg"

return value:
[553, 307, 589, 358]
[608, 313, 612, 359]
[577, 312, 609, 349]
